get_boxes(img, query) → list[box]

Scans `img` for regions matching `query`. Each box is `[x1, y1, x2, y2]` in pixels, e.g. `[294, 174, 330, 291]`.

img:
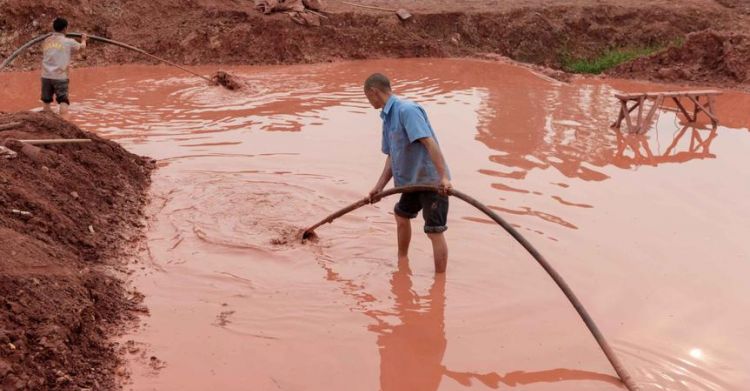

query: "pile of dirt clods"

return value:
[0, 112, 153, 390]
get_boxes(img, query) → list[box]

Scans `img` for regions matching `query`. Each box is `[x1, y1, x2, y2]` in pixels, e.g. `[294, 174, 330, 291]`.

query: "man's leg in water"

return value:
[56, 80, 71, 117]
[59, 103, 69, 116]
[427, 232, 448, 273]
[41, 78, 53, 112]
[396, 214, 412, 262]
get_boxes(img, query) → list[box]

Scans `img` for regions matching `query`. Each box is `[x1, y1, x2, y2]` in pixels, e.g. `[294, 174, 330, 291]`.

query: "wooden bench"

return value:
[611, 90, 721, 134]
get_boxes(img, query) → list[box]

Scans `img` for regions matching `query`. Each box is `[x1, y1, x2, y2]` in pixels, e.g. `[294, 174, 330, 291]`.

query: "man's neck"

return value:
[381, 93, 394, 107]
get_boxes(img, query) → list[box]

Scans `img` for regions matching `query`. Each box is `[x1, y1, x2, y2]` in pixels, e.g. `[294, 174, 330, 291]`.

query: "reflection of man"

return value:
[371, 260, 446, 391]
[365, 261, 622, 391]
[320, 256, 622, 390]
[364, 73, 452, 273]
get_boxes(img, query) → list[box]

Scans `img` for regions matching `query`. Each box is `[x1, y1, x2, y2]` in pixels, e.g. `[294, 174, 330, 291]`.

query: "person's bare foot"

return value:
[59, 103, 70, 117]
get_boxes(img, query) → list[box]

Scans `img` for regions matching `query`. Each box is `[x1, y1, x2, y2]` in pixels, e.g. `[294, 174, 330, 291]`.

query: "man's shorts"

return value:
[41, 78, 70, 104]
[394, 191, 449, 233]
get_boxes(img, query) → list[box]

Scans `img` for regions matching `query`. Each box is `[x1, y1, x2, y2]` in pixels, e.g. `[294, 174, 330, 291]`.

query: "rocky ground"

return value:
[0, 112, 153, 390]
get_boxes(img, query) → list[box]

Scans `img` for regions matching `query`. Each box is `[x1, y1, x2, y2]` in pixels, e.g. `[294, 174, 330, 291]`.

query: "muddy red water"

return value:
[2, 59, 749, 391]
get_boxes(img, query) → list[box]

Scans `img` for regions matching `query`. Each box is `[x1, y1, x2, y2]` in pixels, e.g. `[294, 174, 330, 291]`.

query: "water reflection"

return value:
[322, 258, 621, 390]
[613, 125, 718, 168]
[370, 261, 447, 390]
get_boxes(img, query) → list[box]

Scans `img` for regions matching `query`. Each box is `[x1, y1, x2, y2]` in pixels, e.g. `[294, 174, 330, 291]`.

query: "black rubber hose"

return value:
[303, 185, 640, 391]
[0, 33, 52, 70]
[1, 32, 212, 83]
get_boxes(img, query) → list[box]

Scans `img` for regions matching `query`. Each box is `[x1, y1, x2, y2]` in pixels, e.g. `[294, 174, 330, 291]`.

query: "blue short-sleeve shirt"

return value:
[380, 95, 450, 187]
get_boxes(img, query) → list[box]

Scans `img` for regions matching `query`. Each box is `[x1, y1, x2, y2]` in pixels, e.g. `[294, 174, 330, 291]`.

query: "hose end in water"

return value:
[301, 229, 318, 242]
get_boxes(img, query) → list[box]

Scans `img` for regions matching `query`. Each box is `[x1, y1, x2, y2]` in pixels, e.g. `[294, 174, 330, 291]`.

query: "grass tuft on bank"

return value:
[562, 46, 661, 74]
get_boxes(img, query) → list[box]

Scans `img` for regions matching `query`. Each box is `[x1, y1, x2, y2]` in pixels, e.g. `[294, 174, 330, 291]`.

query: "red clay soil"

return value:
[609, 30, 750, 86]
[0, 112, 153, 390]
[1, 0, 750, 89]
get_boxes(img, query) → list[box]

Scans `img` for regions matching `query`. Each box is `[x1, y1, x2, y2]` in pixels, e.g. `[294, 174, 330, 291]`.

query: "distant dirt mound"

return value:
[715, 0, 750, 14]
[0, 0, 739, 88]
[0, 112, 153, 390]
[609, 30, 750, 85]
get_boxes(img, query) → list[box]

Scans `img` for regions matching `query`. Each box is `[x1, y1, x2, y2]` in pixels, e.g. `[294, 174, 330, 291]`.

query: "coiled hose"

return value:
[303, 185, 640, 391]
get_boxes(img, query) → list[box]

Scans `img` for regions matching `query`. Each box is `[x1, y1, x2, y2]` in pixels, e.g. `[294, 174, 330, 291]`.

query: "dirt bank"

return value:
[0, 112, 153, 390]
[1, 1, 750, 89]
[609, 29, 750, 86]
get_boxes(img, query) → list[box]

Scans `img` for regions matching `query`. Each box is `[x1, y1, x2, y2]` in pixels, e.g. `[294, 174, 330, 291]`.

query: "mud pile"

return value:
[610, 30, 750, 85]
[210, 71, 245, 91]
[0, 112, 153, 390]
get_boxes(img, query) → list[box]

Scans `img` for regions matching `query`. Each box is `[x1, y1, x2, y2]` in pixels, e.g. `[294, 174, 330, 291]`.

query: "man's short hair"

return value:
[364, 73, 391, 92]
[53, 17, 68, 33]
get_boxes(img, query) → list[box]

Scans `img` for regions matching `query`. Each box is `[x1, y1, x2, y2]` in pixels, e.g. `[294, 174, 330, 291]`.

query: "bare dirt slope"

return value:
[0, 112, 153, 390]
[1, 0, 749, 88]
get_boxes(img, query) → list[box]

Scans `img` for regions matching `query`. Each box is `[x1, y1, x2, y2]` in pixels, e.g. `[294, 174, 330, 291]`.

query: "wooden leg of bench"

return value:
[692, 95, 701, 123]
[641, 96, 663, 134]
[612, 100, 626, 128]
[707, 95, 719, 127]
[688, 95, 719, 124]
[664, 125, 690, 156]
[635, 96, 645, 133]
[673, 97, 694, 123]
[624, 100, 639, 133]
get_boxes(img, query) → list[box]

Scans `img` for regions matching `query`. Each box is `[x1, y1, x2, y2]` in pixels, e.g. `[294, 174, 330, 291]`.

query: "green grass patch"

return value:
[562, 46, 661, 74]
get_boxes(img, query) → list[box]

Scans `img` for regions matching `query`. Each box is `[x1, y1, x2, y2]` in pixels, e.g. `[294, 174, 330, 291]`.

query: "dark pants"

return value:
[41, 78, 70, 104]
[394, 191, 449, 233]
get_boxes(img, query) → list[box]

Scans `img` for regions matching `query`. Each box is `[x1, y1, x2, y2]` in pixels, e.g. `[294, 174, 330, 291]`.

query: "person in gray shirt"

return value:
[41, 17, 87, 116]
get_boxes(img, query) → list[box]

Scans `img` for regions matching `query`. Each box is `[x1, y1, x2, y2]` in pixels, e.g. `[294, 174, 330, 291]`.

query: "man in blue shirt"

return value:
[365, 73, 452, 273]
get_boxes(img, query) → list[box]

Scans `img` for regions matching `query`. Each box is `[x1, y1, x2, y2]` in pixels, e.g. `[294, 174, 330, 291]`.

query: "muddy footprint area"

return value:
[0, 112, 153, 390]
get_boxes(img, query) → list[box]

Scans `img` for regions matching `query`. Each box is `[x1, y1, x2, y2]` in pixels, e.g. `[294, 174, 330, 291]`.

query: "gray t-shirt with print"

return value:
[41, 33, 81, 80]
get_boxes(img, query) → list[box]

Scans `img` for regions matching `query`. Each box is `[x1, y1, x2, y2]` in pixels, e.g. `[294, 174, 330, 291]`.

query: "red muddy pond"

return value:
[1, 59, 749, 391]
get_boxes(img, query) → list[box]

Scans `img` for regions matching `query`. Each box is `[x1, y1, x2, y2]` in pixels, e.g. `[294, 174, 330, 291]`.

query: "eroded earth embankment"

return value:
[0, 112, 153, 390]
[1, 1, 750, 88]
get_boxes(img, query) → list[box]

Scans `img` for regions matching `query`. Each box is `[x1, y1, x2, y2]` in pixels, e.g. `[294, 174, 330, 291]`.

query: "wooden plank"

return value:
[615, 90, 722, 100]
[0, 122, 22, 131]
[18, 139, 92, 145]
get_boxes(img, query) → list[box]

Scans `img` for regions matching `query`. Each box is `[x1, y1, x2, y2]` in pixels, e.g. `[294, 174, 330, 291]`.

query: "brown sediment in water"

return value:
[4, 58, 749, 390]
[210, 71, 245, 91]
[0, 112, 153, 389]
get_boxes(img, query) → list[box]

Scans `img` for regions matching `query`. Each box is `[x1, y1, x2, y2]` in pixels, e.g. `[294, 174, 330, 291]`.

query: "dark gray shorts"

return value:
[41, 78, 70, 104]
[394, 191, 449, 233]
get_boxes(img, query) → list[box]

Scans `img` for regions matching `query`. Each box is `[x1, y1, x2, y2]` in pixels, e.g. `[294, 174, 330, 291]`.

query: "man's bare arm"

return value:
[419, 137, 451, 192]
[369, 155, 392, 202]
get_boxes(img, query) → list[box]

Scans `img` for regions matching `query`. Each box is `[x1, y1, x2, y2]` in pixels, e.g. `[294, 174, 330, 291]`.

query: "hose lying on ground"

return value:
[1, 32, 240, 90]
[302, 185, 640, 391]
